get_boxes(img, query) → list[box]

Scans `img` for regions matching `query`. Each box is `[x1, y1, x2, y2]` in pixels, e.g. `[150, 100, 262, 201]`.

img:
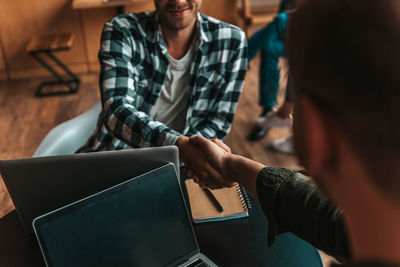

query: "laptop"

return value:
[33, 163, 217, 267]
[0, 146, 179, 233]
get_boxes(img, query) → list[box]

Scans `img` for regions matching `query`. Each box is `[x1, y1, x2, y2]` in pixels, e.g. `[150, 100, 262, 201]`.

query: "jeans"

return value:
[248, 13, 289, 111]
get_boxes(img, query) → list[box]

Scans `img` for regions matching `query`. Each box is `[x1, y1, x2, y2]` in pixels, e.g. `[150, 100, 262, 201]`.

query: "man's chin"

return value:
[166, 16, 196, 31]
[159, 8, 197, 29]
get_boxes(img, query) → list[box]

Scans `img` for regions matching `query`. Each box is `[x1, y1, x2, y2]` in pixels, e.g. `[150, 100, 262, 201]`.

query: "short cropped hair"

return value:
[288, 0, 400, 202]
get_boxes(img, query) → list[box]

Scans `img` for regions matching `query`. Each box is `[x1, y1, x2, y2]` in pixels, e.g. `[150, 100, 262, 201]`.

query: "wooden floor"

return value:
[0, 74, 100, 217]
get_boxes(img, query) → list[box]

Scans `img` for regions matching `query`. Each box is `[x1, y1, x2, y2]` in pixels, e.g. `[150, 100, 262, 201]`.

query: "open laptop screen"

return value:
[33, 164, 198, 267]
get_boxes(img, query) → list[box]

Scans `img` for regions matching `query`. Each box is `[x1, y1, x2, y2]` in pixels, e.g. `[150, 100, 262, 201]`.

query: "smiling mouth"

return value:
[168, 8, 190, 16]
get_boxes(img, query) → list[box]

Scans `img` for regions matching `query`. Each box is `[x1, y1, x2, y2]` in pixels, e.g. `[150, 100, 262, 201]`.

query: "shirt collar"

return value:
[197, 13, 210, 43]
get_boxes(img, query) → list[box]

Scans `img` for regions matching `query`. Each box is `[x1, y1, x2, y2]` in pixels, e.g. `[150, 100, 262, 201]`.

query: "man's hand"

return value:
[210, 138, 231, 153]
[190, 135, 265, 197]
[176, 136, 236, 189]
[188, 136, 236, 182]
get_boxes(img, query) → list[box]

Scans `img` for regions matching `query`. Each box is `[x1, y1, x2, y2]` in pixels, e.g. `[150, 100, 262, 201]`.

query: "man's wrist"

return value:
[227, 154, 265, 186]
[175, 136, 190, 162]
[175, 136, 188, 147]
[169, 132, 184, 147]
[224, 153, 238, 181]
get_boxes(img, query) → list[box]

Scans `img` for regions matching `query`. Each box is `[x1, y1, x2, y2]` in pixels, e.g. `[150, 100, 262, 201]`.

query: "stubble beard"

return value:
[156, 2, 199, 31]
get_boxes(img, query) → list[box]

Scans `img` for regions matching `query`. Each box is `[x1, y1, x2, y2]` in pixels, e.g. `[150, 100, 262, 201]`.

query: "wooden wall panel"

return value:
[201, 0, 238, 25]
[80, 8, 118, 72]
[0, 39, 6, 71]
[0, 0, 239, 80]
[0, 37, 7, 81]
[124, 2, 155, 13]
[0, 0, 88, 79]
[252, 0, 279, 6]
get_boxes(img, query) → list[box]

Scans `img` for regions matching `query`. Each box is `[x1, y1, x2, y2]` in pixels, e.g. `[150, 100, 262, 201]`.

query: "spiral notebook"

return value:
[185, 179, 250, 223]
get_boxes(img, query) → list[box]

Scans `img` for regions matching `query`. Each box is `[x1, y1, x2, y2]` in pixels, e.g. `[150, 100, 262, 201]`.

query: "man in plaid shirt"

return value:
[79, 0, 247, 187]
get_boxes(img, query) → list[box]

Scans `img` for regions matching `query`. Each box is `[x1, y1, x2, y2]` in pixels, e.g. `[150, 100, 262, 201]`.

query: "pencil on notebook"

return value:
[203, 188, 224, 212]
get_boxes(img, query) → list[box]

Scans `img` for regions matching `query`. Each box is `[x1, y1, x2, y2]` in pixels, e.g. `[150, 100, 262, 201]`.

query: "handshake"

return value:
[176, 135, 238, 190]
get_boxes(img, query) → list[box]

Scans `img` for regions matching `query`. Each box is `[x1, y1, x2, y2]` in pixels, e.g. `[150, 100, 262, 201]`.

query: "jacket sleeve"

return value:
[99, 20, 182, 148]
[256, 167, 351, 262]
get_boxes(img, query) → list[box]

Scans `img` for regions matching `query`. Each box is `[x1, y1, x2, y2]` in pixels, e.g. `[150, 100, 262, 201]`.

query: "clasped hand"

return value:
[176, 135, 236, 189]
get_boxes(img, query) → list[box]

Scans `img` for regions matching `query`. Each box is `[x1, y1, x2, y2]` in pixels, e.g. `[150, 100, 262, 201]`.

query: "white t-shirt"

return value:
[149, 44, 194, 133]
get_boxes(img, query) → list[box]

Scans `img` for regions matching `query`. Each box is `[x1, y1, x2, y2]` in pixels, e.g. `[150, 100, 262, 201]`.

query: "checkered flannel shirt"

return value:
[80, 11, 247, 152]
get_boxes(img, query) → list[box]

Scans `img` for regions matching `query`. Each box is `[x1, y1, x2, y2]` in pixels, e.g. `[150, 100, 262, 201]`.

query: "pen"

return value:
[203, 188, 224, 212]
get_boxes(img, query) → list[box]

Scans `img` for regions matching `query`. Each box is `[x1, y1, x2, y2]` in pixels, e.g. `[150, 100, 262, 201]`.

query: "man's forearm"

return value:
[225, 154, 265, 197]
[101, 96, 181, 147]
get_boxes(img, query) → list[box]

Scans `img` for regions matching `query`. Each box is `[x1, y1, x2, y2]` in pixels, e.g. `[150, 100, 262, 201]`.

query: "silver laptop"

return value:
[0, 146, 179, 233]
[32, 163, 217, 267]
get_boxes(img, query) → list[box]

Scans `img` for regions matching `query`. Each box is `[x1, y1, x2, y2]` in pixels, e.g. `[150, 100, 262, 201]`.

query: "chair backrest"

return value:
[33, 101, 101, 157]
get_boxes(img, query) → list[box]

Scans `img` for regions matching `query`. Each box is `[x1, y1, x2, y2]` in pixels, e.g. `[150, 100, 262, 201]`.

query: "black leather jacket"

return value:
[256, 167, 351, 262]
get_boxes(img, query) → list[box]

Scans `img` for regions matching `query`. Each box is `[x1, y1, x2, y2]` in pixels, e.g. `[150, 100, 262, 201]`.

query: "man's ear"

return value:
[294, 96, 334, 176]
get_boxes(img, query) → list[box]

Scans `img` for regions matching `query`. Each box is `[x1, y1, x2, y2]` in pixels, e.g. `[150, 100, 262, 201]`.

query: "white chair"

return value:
[33, 101, 101, 157]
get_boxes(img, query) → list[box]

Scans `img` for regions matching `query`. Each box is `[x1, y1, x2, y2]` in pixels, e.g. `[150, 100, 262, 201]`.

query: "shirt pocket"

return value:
[192, 68, 228, 113]
[195, 67, 227, 95]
